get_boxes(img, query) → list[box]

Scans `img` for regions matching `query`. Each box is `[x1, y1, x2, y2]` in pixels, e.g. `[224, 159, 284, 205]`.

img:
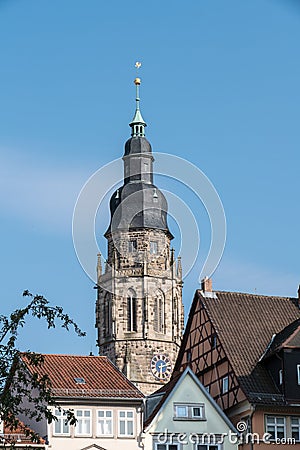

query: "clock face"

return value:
[150, 354, 172, 381]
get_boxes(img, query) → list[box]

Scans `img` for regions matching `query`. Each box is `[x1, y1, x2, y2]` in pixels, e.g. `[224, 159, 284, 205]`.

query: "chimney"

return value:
[201, 276, 212, 293]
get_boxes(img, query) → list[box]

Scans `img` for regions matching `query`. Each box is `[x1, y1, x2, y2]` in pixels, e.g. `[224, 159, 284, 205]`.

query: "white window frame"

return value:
[194, 445, 220, 450]
[291, 417, 300, 442]
[279, 369, 283, 385]
[97, 409, 113, 437]
[53, 408, 70, 436]
[175, 405, 188, 418]
[173, 403, 205, 421]
[118, 409, 135, 437]
[265, 415, 286, 441]
[74, 409, 92, 436]
[222, 376, 229, 393]
[192, 406, 203, 418]
[297, 365, 300, 385]
[154, 442, 180, 450]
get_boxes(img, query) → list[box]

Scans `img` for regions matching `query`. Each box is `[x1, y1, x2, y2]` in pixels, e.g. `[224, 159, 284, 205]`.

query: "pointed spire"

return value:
[129, 62, 147, 137]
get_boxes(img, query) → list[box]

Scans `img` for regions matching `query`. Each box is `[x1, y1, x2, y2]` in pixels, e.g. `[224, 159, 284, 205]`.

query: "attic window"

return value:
[173, 403, 205, 421]
[74, 377, 86, 384]
[297, 365, 300, 385]
[175, 405, 188, 418]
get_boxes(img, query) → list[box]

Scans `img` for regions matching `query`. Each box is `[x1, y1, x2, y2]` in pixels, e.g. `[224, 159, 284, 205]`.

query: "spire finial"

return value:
[134, 61, 142, 111]
[130, 61, 146, 137]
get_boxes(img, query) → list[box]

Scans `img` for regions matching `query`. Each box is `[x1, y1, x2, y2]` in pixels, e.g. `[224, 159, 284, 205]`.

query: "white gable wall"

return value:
[144, 371, 238, 450]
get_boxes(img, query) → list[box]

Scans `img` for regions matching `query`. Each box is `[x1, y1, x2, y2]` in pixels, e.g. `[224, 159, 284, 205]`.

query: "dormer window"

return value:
[74, 377, 85, 384]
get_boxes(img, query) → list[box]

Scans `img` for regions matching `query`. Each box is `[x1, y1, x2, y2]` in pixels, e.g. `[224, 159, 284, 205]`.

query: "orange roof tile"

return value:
[21, 354, 144, 399]
[3, 420, 45, 446]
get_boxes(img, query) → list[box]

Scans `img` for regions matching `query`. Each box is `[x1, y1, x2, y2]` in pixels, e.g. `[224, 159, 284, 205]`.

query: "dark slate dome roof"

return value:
[124, 136, 152, 156]
[105, 182, 172, 237]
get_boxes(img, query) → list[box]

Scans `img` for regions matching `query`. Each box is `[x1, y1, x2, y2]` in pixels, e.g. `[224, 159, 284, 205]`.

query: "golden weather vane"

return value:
[134, 61, 142, 86]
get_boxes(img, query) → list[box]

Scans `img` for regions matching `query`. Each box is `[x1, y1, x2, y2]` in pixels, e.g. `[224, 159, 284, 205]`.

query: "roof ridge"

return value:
[211, 290, 296, 300]
[25, 353, 108, 358]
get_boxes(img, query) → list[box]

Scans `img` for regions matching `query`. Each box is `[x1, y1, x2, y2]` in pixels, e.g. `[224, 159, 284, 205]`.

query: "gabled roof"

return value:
[81, 445, 108, 450]
[2, 420, 45, 447]
[144, 366, 236, 432]
[176, 290, 300, 405]
[263, 318, 300, 359]
[21, 354, 144, 399]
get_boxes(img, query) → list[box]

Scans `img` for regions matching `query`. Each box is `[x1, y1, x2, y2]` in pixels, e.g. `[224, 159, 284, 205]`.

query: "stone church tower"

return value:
[96, 76, 184, 394]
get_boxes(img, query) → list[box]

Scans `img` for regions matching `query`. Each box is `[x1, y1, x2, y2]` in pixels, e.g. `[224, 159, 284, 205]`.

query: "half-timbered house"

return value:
[174, 278, 300, 450]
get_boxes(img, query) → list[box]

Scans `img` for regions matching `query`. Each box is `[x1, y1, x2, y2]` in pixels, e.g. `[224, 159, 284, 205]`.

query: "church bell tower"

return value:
[96, 73, 184, 394]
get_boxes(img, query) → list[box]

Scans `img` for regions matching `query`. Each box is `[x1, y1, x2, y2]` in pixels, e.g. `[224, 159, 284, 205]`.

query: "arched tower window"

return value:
[127, 289, 137, 332]
[103, 293, 111, 337]
[154, 290, 164, 333]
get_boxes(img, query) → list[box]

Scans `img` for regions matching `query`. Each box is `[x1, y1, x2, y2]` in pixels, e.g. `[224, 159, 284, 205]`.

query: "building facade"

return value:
[144, 367, 239, 450]
[174, 278, 300, 450]
[96, 77, 184, 394]
[0, 419, 46, 449]
[19, 354, 144, 450]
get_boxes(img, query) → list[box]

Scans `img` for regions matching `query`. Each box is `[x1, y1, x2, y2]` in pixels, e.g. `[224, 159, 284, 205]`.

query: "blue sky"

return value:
[0, 0, 299, 355]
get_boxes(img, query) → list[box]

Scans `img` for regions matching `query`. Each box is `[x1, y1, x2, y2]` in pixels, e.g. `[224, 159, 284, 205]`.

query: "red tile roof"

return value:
[21, 354, 144, 399]
[176, 290, 300, 405]
[3, 420, 45, 447]
[201, 291, 299, 379]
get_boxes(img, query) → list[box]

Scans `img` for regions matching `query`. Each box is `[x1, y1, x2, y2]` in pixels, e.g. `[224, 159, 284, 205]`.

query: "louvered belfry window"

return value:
[127, 289, 137, 332]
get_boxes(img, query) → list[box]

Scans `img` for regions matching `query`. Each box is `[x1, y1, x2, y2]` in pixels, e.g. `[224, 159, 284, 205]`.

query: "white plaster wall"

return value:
[47, 403, 143, 450]
[144, 373, 239, 450]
